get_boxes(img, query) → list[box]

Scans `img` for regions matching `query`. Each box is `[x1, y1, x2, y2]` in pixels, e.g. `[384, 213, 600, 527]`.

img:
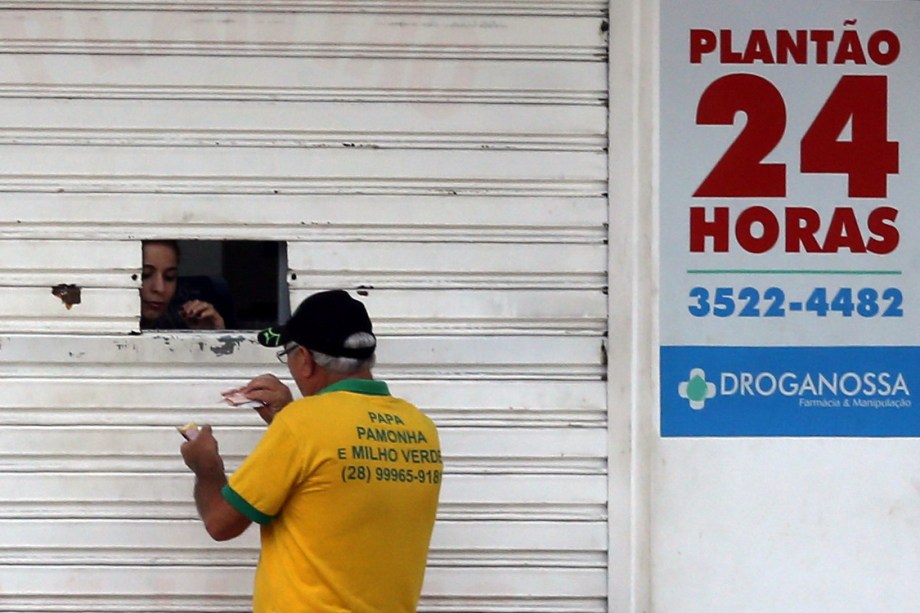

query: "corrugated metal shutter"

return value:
[0, 3, 609, 611]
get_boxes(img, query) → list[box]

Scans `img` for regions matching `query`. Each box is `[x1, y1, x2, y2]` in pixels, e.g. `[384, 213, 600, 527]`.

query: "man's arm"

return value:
[181, 424, 252, 541]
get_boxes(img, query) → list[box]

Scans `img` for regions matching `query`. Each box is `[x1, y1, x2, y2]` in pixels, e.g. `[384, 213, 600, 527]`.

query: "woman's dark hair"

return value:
[142, 239, 181, 263]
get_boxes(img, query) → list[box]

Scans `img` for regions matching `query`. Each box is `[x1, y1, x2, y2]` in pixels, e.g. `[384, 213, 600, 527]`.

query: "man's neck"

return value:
[308, 368, 373, 396]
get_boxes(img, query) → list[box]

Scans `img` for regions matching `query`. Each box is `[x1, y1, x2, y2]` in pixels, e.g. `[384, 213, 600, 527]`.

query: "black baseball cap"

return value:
[257, 290, 376, 359]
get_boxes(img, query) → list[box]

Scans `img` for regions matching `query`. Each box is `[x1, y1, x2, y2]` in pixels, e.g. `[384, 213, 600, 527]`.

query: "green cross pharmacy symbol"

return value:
[678, 368, 717, 410]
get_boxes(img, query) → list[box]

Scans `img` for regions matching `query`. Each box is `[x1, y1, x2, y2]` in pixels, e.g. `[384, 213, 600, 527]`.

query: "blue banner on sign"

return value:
[661, 346, 918, 437]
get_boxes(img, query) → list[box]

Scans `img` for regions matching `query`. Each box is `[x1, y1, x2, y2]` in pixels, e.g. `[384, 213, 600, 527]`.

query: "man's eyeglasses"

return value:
[276, 343, 300, 364]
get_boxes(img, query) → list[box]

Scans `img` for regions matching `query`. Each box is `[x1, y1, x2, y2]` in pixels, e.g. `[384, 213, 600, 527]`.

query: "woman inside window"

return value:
[141, 240, 226, 330]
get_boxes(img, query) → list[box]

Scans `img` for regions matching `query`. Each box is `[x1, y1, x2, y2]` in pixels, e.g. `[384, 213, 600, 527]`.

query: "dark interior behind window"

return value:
[176, 240, 289, 330]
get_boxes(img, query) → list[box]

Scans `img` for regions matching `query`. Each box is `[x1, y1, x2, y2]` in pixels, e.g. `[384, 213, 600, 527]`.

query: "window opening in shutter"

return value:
[140, 239, 288, 332]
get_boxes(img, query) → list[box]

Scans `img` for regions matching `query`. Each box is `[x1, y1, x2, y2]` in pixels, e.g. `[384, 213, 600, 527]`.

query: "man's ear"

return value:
[295, 346, 315, 378]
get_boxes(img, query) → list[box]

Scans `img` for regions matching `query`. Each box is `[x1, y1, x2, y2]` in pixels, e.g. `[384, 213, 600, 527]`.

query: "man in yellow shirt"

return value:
[180, 290, 443, 612]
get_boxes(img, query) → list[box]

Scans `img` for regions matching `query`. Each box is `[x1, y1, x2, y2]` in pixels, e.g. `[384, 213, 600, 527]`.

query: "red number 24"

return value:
[693, 74, 899, 198]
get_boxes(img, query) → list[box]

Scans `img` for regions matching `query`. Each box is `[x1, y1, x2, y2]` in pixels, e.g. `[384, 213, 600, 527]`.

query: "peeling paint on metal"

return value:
[210, 335, 246, 356]
[51, 284, 82, 309]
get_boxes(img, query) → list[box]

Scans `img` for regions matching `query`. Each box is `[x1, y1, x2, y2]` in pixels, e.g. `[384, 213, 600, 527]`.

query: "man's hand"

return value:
[179, 424, 251, 541]
[180, 424, 223, 475]
[224, 374, 294, 424]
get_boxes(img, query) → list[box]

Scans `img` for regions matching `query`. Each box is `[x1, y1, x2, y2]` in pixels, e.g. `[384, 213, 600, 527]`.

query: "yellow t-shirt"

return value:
[223, 379, 443, 613]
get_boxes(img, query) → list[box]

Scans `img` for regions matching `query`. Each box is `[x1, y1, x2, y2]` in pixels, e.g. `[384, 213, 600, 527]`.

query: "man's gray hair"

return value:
[310, 332, 376, 374]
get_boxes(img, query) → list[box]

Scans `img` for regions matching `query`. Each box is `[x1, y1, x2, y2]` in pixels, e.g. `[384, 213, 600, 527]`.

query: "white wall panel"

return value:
[0, 100, 607, 148]
[289, 242, 607, 291]
[324, 289, 608, 333]
[0, 9, 602, 58]
[0, 0, 609, 610]
[0, 378, 606, 426]
[1, 146, 605, 183]
[0, 288, 137, 333]
[0, 519, 606, 565]
[0, 471, 607, 522]
[0, 240, 138, 332]
[0, 239, 134, 266]
[0, 472, 607, 508]
[1, 194, 607, 241]
[0, 333, 602, 368]
[0, 425, 606, 472]
[0, 567, 607, 612]
[0, 55, 605, 99]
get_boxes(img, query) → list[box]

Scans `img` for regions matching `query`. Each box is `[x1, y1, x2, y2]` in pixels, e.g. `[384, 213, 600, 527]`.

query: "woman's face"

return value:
[141, 242, 179, 322]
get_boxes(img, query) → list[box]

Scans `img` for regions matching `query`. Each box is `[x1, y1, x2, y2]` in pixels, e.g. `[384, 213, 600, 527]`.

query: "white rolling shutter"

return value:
[0, 2, 609, 611]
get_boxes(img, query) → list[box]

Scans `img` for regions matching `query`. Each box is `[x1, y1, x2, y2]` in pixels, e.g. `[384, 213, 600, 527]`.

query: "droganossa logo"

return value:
[678, 368, 716, 410]
[676, 366, 911, 410]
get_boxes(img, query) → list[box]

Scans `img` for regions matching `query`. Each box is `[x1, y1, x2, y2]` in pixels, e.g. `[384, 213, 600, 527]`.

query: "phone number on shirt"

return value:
[342, 465, 442, 485]
[688, 286, 904, 318]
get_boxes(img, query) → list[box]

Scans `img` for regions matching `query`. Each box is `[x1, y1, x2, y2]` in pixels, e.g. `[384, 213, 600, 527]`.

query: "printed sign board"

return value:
[659, 0, 919, 436]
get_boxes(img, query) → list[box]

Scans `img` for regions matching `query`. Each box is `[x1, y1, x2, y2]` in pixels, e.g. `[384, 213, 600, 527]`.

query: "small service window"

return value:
[141, 239, 289, 331]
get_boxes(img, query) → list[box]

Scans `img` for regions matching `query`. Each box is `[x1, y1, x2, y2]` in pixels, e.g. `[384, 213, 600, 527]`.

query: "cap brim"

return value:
[257, 325, 289, 348]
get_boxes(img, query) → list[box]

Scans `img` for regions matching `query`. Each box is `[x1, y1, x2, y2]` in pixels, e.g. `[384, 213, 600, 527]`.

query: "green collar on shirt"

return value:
[317, 378, 390, 397]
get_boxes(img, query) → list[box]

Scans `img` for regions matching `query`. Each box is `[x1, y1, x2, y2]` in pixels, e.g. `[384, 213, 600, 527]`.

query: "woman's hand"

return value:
[180, 300, 225, 330]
